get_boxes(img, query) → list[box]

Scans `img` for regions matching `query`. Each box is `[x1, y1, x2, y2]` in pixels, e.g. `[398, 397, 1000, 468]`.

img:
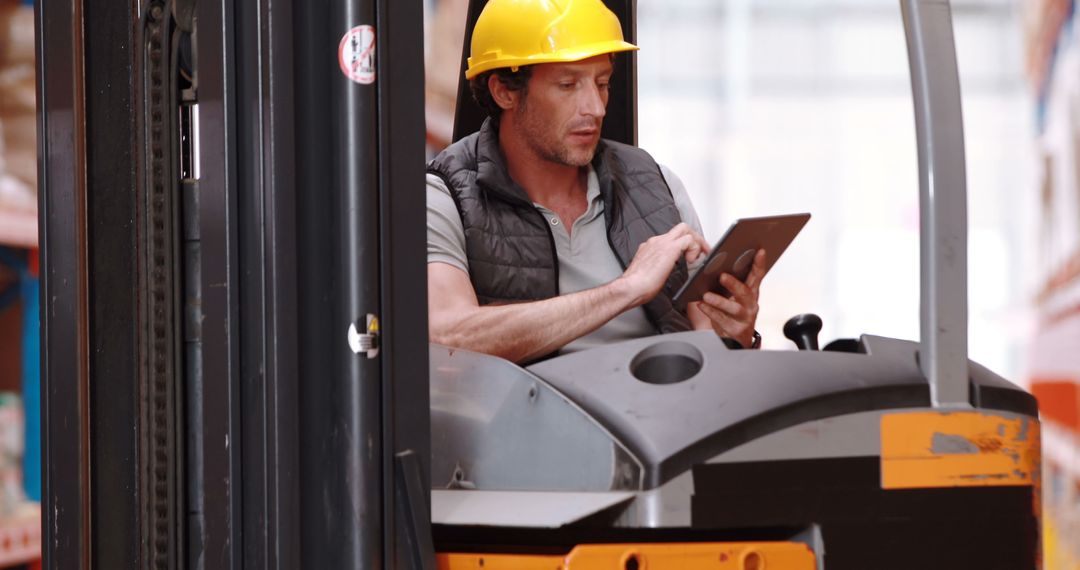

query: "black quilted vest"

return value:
[427, 118, 691, 334]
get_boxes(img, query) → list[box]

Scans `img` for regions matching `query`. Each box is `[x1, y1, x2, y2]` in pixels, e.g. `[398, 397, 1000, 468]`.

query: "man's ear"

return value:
[488, 74, 518, 112]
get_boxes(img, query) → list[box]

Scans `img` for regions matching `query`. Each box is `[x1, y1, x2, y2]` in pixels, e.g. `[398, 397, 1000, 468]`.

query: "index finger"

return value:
[668, 224, 711, 263]
[679, 234, 705, 264]
[685, 234, 710, 265]
[664, 222, 693, 238]
[693, 232, 710, 258]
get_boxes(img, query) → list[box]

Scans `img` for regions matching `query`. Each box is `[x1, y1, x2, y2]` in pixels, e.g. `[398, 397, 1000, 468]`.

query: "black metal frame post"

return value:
[296, 0, 431, 565]
[296, 0, 431, 566]
[232, 0, 302, 567]
[191, 0, 243, 566]
[294, 0, 375, 565]
[37, 0, 92, 565]
[191, 0, 305, 566]
[87, 0, 141, 564]
[378, 0, 433, 566]
[336, 0, 384, 566]
[39, 0, 146, 567]
[293, 0, 340, 560]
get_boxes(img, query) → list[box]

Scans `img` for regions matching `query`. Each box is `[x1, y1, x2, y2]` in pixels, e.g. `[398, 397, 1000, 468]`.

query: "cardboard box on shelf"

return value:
[425, 0, 468, 150]
[0, 0, 36, 214]
[0, 394, 23, 519]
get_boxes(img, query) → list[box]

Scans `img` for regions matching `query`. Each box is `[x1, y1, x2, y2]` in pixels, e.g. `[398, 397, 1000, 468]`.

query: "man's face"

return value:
[513, 55, 613, 167]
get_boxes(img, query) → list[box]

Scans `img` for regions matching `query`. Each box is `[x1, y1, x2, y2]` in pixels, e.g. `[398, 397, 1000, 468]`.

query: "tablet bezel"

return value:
[672, 213, 811, 311]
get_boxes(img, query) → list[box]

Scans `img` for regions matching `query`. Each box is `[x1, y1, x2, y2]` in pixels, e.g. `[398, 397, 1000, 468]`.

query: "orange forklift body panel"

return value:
[438, 541, 816, 569]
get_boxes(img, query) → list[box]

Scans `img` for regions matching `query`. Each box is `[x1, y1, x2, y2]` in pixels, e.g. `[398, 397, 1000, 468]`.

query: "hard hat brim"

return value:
[465, 40, 639, 80]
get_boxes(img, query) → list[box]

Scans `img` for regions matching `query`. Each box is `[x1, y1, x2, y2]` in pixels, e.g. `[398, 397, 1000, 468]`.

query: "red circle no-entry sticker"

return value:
[338, 25, 376, 84]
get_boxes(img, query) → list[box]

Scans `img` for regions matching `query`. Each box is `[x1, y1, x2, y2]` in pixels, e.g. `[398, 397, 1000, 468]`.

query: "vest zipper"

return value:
[536, 208, 560, 295]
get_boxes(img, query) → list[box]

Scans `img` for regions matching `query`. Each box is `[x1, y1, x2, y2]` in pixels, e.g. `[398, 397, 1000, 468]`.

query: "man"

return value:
[427, 0, 765, 363]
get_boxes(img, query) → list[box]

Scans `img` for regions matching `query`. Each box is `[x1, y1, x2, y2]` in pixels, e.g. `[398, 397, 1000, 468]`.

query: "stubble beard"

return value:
[516, 99, 598, 168]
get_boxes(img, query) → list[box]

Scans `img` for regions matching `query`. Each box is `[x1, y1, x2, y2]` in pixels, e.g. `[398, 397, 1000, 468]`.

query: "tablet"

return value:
[672, 213, 810, 311]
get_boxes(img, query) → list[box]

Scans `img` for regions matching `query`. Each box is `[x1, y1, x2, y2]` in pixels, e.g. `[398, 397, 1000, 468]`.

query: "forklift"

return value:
[33, 0, 1039, 569]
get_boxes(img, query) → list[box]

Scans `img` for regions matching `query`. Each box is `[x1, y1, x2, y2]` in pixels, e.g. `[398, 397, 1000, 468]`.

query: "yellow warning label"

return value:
[881, 411, 1040, 490]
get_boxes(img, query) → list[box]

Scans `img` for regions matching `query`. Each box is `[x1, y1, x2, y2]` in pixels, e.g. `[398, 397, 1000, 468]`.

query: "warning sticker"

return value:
[338, 25, 376, 85]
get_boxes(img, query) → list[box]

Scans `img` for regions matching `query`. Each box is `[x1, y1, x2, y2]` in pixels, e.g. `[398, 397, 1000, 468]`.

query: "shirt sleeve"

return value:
[659, 164, 705, 236]
[427, 173, 470, 272]
[659, 164, 708, 270]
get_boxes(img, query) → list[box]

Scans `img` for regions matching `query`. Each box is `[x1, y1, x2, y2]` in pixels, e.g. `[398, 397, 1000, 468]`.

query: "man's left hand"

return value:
[690, 249, 766, 348]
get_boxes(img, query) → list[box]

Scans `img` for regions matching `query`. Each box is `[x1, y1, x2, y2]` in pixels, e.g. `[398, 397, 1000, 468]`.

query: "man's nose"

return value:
[580, 83, 607, 119]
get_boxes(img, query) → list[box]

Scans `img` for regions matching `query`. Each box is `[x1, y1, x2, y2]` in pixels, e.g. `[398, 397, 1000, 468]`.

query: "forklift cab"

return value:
[32, 0, 1040, 567]
[428, 1, 1041, 568]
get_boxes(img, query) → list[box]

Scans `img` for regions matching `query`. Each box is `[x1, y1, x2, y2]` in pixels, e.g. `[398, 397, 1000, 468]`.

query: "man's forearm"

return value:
[431, 279, 638, 363]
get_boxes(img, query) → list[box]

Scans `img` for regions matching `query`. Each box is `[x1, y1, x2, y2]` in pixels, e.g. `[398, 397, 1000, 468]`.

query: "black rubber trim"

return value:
[972, 383, 1038, 417]
[692, 457, 1038, 570]
[433, 524, 804, 556]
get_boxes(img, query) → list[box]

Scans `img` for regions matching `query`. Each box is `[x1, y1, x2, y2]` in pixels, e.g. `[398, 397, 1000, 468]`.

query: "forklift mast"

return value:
[37, 0, 430, 567]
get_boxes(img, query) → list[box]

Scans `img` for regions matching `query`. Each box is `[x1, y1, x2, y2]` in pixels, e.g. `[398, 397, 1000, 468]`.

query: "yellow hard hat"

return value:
[465, 0, 639, 80]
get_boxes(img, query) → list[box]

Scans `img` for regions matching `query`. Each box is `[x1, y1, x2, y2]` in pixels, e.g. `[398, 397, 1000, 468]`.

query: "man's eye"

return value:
[598, 83, 610, 91]
[559, 82, 576, 89]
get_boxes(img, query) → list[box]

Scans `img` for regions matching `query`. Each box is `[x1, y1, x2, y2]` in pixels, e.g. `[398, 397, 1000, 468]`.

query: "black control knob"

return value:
[784, 313, 823, 351]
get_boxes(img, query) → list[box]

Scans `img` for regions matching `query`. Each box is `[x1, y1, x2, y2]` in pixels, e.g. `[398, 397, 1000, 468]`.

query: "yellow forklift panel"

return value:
[881, 411, 1040, 490]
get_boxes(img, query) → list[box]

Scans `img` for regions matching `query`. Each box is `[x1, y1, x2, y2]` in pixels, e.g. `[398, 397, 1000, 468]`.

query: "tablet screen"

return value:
[672, 213, 810, 310]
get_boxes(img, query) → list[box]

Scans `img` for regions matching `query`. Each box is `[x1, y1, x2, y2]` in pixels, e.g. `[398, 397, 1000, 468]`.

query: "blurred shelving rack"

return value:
[0, 212, 40, 569]
[0, 0, 41, 566]
[0, 210, 36, 250]
[0, 503, 39, 569]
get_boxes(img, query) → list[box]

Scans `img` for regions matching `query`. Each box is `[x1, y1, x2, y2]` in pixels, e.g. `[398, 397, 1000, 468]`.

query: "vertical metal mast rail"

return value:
[297, 0, 431, 566]
[40, 0, 146, 566]
[900, 0, 970, 407]
[337, 0, 382, 566]
[38, 0, 93, 566]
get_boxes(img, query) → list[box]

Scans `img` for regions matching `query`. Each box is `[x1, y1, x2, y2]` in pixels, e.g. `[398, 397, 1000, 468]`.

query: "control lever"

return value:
[783, 313, 822, 351]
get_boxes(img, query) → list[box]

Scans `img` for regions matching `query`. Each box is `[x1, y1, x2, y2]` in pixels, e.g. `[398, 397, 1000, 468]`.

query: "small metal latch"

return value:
[348, 314, 380, 359]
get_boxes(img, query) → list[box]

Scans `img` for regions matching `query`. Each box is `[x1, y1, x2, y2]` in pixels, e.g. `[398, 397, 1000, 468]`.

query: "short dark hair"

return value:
[469, 66, 533, 121]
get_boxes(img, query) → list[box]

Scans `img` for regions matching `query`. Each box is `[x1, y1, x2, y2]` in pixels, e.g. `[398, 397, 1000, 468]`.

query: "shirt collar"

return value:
[585, 166, 601, 204]
[531, 166, 601, 212]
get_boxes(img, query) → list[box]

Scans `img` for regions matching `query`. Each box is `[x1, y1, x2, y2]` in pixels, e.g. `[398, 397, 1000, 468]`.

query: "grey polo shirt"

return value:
[427, 165, 705, 353]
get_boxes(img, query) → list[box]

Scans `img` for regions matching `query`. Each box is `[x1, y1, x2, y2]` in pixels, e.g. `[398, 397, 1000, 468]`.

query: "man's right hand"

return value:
[616, 223, 710, 307]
